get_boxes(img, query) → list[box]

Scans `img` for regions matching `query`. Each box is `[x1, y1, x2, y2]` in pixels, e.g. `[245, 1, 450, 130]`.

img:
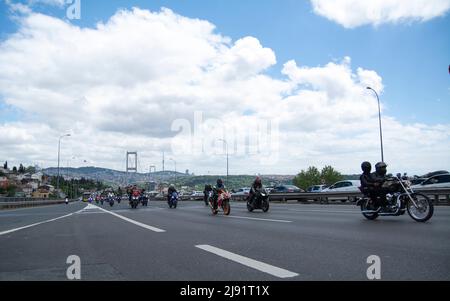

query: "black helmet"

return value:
[217, 179, 223, 186]
[254, 176, 262, 185]
[375, 162, 387, 176]
[361, 161, 371, 173]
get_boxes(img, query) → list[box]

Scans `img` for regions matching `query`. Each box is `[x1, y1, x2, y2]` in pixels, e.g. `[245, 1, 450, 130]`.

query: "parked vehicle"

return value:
[356, 174, 433, 222]
[232, 188, 251, 196]
[272, 185, 303, 193]
[411, 173, 450, 189]
[306, 185, 328, 192]
[321, 180, 360, 202]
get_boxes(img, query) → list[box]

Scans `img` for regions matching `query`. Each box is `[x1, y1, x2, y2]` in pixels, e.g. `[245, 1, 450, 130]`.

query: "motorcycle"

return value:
[168, 192, 178, 209]
[247, 188, 270, 212]
[141, 195, 148, 206]
[108, 197, 114, 207]
[356, 174, 434, 222]
[203, 190, 212, 206]
[209, 189, 231, 215]
[130, 195, 140, 209]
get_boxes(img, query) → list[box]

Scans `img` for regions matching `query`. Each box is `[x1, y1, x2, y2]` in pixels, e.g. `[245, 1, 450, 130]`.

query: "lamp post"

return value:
[366, 87, 384, 162]
[218, 139, 229, 186]
[57, 134, 71, 192]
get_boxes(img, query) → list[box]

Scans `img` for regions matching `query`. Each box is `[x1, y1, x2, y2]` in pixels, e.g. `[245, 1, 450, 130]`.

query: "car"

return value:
[272, 185, 304, 193]
[232, 188, 251, 196]
[412, 173, 450, 189]
[321, 180, 361, 202]
[306, 185, 328, 192]
[191, 191, 204, 197]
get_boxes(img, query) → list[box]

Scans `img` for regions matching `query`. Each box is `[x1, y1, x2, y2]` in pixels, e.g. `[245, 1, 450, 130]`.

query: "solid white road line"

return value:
[221, 215, 292, 223]
[91, 204, 165, 233]
[195, 244, 299, 279]
[0, 209, 84, 236]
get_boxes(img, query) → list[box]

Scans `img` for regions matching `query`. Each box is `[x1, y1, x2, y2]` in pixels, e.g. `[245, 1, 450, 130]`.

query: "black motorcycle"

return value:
[356, 174, 434, 222]
[130, 195, 140, 209]
[108, 197, 114, 207]
[247, 188, 270, 212]
[141, 195, 148, 206]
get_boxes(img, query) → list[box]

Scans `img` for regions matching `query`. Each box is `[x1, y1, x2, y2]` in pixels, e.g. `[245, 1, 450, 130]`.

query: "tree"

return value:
[321, 165, 344, 186]
[12, 166, 17, 173]
[19, 164, 25, 173]
[26, 166, 36, 174]
[3, 161, 7, 169]
[293, 166, 321, 190]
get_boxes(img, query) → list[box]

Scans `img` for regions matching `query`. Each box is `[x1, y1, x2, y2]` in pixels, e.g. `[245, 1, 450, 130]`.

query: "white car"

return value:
[322, 180, 361, 192]
[232, 188, 251, 196]
[321, 180, 361, 202]
[191, 191, 204, 197]
[412, 173, 450, 189]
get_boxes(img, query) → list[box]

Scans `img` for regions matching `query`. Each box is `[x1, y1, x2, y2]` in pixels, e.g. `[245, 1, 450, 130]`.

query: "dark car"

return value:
[272, 185, 304, 193]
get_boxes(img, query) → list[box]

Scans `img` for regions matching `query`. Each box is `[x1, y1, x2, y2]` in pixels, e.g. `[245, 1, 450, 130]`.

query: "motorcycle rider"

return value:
[247, 176, 263, 206]
[167, 184, 177, 203]
[203, 184, 213, 206]
[212, 179, 225, 210]
[371, 162, 389, 207]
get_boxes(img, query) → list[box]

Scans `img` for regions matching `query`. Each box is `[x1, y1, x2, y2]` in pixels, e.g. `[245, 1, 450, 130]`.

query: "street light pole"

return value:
[57, 134, 71, 192]
[367, 87, 384, 162]
[218, 139, 229, 186]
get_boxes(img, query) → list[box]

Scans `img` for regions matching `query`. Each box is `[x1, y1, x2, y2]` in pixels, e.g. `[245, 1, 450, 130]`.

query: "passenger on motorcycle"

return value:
[247, 176, 263, 205]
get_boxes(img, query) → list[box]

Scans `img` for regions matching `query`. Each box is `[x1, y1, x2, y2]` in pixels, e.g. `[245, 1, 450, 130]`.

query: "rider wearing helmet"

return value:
[248, 176, 263, 205]
[212, 179, 225, 210]
[359, 162, 375, 195]
[167, 184, 177, 203]
[371, 162, 388, 207]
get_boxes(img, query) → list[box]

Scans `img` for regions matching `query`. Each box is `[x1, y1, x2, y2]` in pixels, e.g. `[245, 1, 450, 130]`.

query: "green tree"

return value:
[293, 166, 322, 190]
[26, 166, 36, 174]
[19, 164, 25, 173]
[321, 165, 343, 186]
[12, 166, 17, 173]
[6, 185, 16, 197]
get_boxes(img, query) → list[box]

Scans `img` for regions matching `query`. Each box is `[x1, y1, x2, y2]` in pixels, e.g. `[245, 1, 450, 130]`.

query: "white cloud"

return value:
[311, 0, 450, 28]
[0, 7, 449, 176]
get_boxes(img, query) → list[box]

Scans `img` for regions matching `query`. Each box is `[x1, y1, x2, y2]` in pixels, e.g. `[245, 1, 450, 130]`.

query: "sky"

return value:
[0, 0, 449, 176]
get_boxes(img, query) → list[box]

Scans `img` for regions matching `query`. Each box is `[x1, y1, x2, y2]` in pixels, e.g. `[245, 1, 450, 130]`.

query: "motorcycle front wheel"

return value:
[407, 193, 433, 222]
[262, 200, 269, 212]
[222, 200, 231, 215]
[247, 201, 254, 212]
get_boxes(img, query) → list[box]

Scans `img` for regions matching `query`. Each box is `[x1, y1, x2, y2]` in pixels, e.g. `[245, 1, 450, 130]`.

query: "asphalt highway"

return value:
[0, 200, 449, 281]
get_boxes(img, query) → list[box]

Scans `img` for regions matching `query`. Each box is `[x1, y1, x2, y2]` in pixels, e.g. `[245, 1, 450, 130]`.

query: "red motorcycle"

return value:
[209, 189, 231, 215]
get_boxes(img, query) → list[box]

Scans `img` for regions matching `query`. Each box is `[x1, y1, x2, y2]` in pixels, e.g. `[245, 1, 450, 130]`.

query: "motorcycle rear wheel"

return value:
[407, 193, 433, 222]
[247, 202, 254, 212]
[360, 198, 379, 220]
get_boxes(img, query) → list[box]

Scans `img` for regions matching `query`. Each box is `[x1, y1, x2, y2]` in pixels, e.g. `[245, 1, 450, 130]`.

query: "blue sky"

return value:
[0, 0, 449, 174]
[1, 0, 448, 125]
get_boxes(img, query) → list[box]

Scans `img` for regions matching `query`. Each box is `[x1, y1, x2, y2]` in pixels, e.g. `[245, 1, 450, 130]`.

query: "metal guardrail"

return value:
[0, 199, 76, 210]
[166, 187, 450, 204]
[2, 188, 449, 209]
